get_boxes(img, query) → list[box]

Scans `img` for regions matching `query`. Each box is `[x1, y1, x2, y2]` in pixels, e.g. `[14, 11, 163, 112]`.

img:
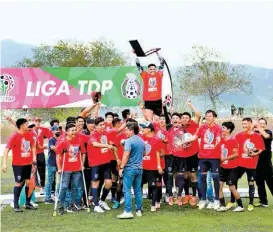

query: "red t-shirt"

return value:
[181, 120, 199, 157]
[56, 137, 86, 172]
[114, 132, 127, 160]
[235, 132, 265, 169]
[141, 71, 163, 101]
[107, 128, 119, 160]
[7, 132, 35, 166]
[196, 123, 222, 159]
[153, 122, 168, 155]
[33, 127, 53, 154]
[220, 137, 239, 169]
[105, 122, 113, 133]
[88, 130, 111, 167]
[168, 126, 185, 157]
[76, 131, 89, 143]
[141, 135, 164, 170]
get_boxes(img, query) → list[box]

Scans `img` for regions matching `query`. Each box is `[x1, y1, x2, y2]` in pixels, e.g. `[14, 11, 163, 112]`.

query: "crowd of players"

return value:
[2, 101, 273, 217]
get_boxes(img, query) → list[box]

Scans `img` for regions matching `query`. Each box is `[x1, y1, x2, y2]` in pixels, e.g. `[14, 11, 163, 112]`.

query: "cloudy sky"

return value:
[1, 0, 273, 68]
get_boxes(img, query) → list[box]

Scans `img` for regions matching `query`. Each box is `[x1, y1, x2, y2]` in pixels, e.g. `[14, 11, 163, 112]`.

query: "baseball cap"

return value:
[139, 121, 154, 130]
[51, 125, 60, 131]
[28, 123, 35, 129]
[33, 117, 41, 121]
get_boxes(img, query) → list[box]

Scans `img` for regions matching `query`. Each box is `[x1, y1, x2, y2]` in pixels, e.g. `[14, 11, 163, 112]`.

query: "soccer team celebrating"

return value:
[2, 56, 273, 218]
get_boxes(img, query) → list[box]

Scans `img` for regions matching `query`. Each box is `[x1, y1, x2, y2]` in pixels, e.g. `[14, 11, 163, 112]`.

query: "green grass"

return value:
[1, 157, 273, 232]
[1, 199, 273, 232]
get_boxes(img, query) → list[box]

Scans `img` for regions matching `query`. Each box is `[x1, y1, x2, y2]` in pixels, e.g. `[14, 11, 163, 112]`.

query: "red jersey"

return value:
[141, 135, 164, 170]
[33, 127, 53, 154]
[196, 123, 222, 159]
[153, 122, 168, 155]
[141, 71, 163, 101]
[88, 130, 111, 167]
[220, 137, 239, 169]
[105, 122, 113, 133]
[107, 128, 118, 160]
[76, 131, 89, 143]
[235, 132, 265, 169]
[56, 137, 86, 172]
[168, 126, 185, 157]
[7, 132, 35, 166]
[114, 132, 127, 160]
[181, 120, 199, 157]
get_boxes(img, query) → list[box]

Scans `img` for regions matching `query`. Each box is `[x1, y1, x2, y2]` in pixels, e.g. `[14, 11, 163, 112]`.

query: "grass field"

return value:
[1, 157, 273, 232]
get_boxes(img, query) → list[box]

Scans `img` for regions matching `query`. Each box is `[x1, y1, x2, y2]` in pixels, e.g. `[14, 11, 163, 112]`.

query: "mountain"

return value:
[1, 39, 272, 114]
[0, 39, 35, 67]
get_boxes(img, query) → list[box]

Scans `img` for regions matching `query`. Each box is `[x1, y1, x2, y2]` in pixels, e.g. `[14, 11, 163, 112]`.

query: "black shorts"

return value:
[185, 154, 199, 173]
[142, 170, 161, 187]
[110, 160, 118, 176]
[12, 165, 32, 183]
[237, 167, 256, 182]
[164, 155, 175, 173]
[219, 167, 238, 185]
[91, 163, 111, 181]
[144, 99, 162, 116]
[198, 159, 220, 173]
[174, 156, 187, 173]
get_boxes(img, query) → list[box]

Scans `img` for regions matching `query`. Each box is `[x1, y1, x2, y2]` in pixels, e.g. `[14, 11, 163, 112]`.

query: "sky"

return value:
[1, 0, 273, 68]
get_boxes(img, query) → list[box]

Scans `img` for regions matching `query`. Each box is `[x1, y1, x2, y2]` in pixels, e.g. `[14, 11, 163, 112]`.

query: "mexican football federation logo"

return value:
[121, 73, 141, 99]
[0, 74, 15, 102]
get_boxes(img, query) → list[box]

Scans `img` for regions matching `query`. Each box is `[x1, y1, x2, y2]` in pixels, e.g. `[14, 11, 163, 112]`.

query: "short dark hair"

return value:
[112, 118, 121, 127]
[205, 110, 218, 118]
[105, 112, 114, 118]
[76, 116, 84, 122]
[65, 123, 76, 132]
[181, 112, 191, 119]
[126, 122, 139, 135]
[16, 118, 28, 129]
[66, 116, 76, 124]
[242, 117, 252, 123]
[222, 121, 235, 134]
[258, 118, 267, 125]
[95, 117, 104, 125]
[148, 64, 156, 68]
[171, 112, 181, 119]
[122, 109, 130, 120]
[50, 119, 59, 127]
[159, 114, 166, 118]
[113, 113, 119, 118]
[126, 118, 138, 123]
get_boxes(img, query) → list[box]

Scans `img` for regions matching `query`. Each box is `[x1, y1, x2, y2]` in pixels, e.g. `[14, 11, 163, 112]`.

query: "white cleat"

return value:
[99, 200, 111, 211]
[136, 210, 142, 217]
[217, 206, 228, 212]
[150, 206, 156, 212]
[94, 206, 105, 213]
[213, 200, 220, 211]
[206, 201, 214, 209]
[117, 211, 134, 219]
[198, 200, 207, 210]
[232, 206, 244, 212]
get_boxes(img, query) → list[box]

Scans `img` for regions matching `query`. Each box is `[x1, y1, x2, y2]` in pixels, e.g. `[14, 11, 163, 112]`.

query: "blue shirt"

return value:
[124, 135, 145, 169]
[48, 137, 57, 167]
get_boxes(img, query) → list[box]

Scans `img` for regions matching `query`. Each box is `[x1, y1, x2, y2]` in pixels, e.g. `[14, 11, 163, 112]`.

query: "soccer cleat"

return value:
[25, 204, 37, 210]
[99, 200, 111, 211]
[189, 196, 198, 207]
[45, 199, 55, 204]
[111, 197, 116, 203]
[136, 210, 142, 217]
[253, 202, 269, 208]
[247, 204, 254, 212]
[217, 206, 228, 212]
[198, 200, 207, 210]
[30, 201, 39, 207]
[14, 207, 23, 213]
[213, 200, 220, 210]
[150, 206, 156, 212]
[206, 202, 214, 209]
[232, 206, 244, 212]
[155, 202, 161, 209]
[94, 206, 105, 213]
[67, 205, 76, 213]
[58, 207, 64, 215]
[117, 211, 134, 219]
[226, 202, 237, 209]
[112, 201, 120, 209]
[74, 204, 83, 211]
[174, 197, 178, 205]
[164, 196, 169, 203]
[177, 196, 183, 206]
[183, 195, 191, 205]
[168, 197, 174, 206]
[40, 188, 45, 195]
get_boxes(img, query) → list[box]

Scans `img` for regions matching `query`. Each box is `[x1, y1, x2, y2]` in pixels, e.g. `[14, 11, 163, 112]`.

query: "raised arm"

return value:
[136, 57, 144, 74]
[4, 115, 16, 127]
[79, 102, 97, 118]
[187, 100, 201, 124]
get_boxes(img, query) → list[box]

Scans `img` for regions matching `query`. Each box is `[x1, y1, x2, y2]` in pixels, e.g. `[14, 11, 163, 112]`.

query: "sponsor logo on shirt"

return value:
[242, 139, 255, 158]
[204, 129, 215, 149]
[221, 144, 228, 164]
[21, 138, 31, 158]
[68, 145, 79, 162]
[148, 77, 157, 92]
